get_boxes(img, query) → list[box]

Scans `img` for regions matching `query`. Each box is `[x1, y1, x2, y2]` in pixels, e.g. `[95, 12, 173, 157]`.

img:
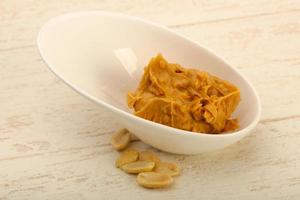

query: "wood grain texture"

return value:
[0, 0, 300, 199]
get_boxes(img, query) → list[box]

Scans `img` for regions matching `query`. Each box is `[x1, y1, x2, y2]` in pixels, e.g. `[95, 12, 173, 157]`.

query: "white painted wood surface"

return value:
[1, 1, 300, 199]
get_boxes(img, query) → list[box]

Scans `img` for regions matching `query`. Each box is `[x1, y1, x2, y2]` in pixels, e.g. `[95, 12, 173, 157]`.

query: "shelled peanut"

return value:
[111, 128, 180, 189]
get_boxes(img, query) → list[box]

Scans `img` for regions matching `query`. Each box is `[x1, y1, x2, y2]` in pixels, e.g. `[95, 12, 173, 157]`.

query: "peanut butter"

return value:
[127, 54, 240, 133]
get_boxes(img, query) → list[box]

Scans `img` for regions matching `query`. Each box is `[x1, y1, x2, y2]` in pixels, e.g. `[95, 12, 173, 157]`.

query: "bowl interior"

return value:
[38, 12, 260, 131]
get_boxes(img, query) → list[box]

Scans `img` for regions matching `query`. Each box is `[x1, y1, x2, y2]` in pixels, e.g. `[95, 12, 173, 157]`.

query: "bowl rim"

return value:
[37, 11, 261, 139]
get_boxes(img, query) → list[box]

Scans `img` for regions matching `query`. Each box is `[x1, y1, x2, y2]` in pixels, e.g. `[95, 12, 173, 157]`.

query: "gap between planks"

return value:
[169, 8, 300, 28]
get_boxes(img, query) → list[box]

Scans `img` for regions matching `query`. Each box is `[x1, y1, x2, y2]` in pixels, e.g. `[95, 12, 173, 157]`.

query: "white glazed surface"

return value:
[37, 11, 261, 154]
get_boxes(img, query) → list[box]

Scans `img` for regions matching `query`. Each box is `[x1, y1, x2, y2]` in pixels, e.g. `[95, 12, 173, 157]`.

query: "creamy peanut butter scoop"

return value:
[128, 54, 240, 134]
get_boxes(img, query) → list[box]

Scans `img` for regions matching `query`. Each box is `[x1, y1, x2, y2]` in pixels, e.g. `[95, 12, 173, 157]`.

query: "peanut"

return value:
[121, 161, 155, 174]
[155, 162, 180, 177]
[115, 149, 139, 168]
[111, 128, 131, 151]
[139, 151, 161, 165]
[137, 172, 173, 189]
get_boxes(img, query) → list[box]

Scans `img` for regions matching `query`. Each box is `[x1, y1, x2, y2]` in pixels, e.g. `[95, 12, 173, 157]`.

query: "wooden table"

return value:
[1, 1, 300, 199]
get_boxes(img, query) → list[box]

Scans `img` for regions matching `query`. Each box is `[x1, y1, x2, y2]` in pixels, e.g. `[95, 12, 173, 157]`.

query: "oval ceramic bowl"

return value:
[37, 11, 261, 155]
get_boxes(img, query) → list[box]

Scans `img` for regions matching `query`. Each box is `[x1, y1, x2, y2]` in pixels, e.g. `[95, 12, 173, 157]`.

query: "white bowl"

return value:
[37, 11, 261, 154]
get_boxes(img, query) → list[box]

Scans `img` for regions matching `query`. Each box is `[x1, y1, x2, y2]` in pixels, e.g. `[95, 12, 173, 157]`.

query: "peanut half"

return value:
[115, 149, 139, 168]
[137, 172, 173, 189]
[121, 161, 155, 174]
[139, 151, 161, 165]
[111, 128, 131, 151]
[155, 162, 180, 177]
